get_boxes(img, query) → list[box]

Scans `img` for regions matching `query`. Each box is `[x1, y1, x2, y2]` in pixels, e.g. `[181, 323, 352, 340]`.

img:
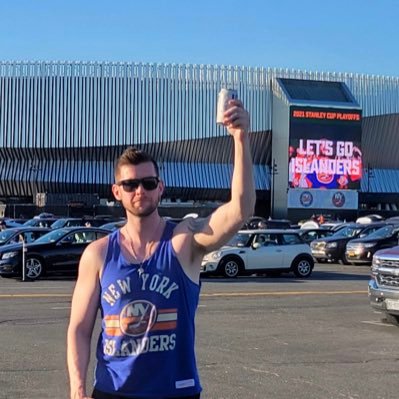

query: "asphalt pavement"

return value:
[0, 263, 398, 399]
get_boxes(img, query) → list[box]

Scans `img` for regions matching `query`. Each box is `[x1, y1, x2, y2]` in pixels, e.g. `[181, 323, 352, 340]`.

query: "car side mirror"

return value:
[252, 242, 261, 250]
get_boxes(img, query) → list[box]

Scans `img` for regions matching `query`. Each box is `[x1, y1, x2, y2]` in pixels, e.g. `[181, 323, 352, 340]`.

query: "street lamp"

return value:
[29, 162, 41, 204]
[271, 158, 278, 218]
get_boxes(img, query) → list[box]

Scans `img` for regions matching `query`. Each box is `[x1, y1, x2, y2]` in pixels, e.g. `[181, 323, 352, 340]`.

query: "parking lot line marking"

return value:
[200, 290, 367, 298]
[0, 290, 367, 299]
[361, 320, 394, 326]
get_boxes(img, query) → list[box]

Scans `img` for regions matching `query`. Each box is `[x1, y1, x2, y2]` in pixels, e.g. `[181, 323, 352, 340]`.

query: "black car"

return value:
[23, 218, 60, 228]
[50, 218, 90, 229]
[0, 226, 109, 280]
[51, 216, 126, 229]
[346, 224, 399, 265]
[0, 217, 27, 228]
[100, 220, 127, 231]
[0, 227, 51, 246]
[242, 217, 292, 230]
[297, 228, 333, 245]
[310, 222, 387, 264]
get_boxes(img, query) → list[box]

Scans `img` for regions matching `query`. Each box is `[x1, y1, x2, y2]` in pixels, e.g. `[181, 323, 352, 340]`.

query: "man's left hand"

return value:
[223, 100, 250, 138]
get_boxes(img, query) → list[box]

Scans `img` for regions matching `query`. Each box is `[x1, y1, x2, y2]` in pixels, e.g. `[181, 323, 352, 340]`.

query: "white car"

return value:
[201, 229, 314, 278]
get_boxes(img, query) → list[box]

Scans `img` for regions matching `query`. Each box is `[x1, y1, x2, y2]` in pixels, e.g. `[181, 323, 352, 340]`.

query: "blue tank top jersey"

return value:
[94, 221, 202, 398]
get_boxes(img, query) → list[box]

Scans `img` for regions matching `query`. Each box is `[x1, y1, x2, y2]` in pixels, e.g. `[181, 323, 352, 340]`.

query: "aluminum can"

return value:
[216, 88, 238, 124]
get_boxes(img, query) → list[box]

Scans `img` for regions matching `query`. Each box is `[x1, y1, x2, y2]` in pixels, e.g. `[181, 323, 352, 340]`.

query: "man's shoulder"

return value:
[82, 234, 110, 263]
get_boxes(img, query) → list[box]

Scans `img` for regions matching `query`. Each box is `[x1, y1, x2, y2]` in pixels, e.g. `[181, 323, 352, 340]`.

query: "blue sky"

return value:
[0, 0, 397, 77]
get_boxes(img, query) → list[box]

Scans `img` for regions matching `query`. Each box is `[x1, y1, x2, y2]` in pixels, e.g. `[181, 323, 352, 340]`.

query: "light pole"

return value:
[271, 158, 277, 218]
[29, 163, 41, 205]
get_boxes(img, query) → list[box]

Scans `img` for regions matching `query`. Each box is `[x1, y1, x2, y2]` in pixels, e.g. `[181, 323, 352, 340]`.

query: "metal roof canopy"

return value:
[277, 78, 360, 109]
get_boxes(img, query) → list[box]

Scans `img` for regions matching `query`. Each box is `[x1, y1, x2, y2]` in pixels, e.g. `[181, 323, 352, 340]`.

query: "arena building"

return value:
[0, 61, 398, 220]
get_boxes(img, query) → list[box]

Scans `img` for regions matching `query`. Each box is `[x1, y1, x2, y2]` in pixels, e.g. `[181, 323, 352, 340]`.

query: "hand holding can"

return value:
[216, 88, 238, 124]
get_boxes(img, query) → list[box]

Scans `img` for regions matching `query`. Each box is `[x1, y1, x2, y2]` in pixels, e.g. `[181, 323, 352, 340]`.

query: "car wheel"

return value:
[340, 255, 350, 265]
[25, 256, 45, 280]
[220, 256, 243, 278]
[382, 313, 399, 326]
[292, 257, 313, 278]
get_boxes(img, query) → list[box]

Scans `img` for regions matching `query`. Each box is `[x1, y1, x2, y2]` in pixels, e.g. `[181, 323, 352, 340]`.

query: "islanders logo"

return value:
[316, 172, 334, 185]
[120, 300, 158, 337]
[332, 192, 346, 208]
[300, 191, 313, 207]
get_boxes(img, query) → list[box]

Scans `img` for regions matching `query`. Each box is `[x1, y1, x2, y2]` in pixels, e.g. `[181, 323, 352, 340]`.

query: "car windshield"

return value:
[332, 226, 362, 238]
[226, 232, 252, 247]
[34, 228, 69, 243]
[101, 221, 126, 230]
[51, 219, 68, 229]
[0, 230, 15, 243]
[364, 225, 395, 239]
[23, 219, 37, 226]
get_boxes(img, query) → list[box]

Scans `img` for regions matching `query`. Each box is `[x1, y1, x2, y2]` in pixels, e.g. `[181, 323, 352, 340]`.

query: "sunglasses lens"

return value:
[122, 181, 139, 192]
[119, 177, 159, 192]
[141, 177, 159, 190]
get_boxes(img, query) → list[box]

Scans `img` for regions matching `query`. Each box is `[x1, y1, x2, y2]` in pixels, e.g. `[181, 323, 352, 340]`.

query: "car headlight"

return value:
[2, 251, 19, 259]
[372, 256, 381, 267]
[210, 251, 223, 260]
[326, 242, 337, 248]
[363, 242, 376, 248]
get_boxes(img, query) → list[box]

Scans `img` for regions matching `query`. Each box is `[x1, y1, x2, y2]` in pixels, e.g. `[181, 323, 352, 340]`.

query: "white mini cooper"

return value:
[201, 229, 314, 278]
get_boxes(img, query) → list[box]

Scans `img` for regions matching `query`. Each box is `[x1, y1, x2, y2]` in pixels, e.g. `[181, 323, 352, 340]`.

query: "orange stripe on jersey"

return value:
[151, 321, 177, 331]
[104, 327, 123, 337]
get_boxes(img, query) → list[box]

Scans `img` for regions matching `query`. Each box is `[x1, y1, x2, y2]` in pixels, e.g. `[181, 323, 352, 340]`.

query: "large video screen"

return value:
[289, 106, 362, 190]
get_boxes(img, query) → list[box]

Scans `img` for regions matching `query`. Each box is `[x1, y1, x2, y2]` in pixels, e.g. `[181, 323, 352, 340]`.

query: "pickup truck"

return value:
[368, 245, 399, 325]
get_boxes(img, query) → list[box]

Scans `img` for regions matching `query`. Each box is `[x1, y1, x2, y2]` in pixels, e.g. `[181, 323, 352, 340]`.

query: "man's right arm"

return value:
[67, 239, 106, 399]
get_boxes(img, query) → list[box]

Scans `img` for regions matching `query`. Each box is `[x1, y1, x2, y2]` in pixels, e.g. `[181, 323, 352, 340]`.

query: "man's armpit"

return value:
[187, 217, 211, 234]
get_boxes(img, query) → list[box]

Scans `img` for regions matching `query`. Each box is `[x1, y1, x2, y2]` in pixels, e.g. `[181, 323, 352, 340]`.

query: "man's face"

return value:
[112, 162, 164, 218]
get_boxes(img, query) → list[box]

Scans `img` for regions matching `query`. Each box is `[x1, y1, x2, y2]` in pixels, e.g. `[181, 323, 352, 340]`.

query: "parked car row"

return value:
[310, 222, 399, 265]
[310, 222, 388, 264]
[1, 215, 126, 229]
[0, 226, 109, 280]
[3, 212, 399, 286]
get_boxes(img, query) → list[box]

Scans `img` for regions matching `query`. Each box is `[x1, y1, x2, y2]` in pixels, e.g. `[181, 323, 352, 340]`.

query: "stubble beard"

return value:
[124, 197, 159, 218]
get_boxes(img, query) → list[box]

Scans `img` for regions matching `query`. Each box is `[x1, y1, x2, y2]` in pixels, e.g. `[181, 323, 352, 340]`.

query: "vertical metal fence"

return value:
[0, 62, 398, 149]
[0, 61, 398, 198]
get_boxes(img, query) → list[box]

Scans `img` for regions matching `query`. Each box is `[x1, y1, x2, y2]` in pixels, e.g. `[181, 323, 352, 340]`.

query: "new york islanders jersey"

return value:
[94, 222, 202, 398]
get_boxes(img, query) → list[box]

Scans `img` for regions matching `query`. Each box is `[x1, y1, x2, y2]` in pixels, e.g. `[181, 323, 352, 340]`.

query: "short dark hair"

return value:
[114, 147, 159, 180]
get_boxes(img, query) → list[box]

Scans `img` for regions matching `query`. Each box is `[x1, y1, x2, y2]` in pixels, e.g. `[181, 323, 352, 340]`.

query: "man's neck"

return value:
[126, 212, 163, 243]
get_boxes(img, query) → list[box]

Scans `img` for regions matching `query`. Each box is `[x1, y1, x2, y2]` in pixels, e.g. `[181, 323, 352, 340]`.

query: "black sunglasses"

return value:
[117, 176, 160, 192]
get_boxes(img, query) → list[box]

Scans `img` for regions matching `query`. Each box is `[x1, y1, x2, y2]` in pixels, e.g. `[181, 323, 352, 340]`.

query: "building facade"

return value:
[0, 61, 398, 218]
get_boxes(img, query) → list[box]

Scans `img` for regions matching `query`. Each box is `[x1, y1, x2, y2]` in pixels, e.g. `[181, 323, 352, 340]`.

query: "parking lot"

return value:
[1, 262, 398, 399]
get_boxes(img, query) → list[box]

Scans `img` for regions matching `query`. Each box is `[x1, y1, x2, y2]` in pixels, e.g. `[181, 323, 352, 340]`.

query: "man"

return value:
[67, 98, 256, 399]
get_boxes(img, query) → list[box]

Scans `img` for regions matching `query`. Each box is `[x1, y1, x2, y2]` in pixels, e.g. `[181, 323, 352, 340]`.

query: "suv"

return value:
[345, 224, 399, 265]
[369, 246, 399, 325]
[310, 223, 386, 264]
[201, 229, 314, 278]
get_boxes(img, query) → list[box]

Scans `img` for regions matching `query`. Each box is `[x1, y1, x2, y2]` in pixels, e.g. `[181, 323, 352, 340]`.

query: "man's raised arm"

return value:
[193, 99, 256, 253]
